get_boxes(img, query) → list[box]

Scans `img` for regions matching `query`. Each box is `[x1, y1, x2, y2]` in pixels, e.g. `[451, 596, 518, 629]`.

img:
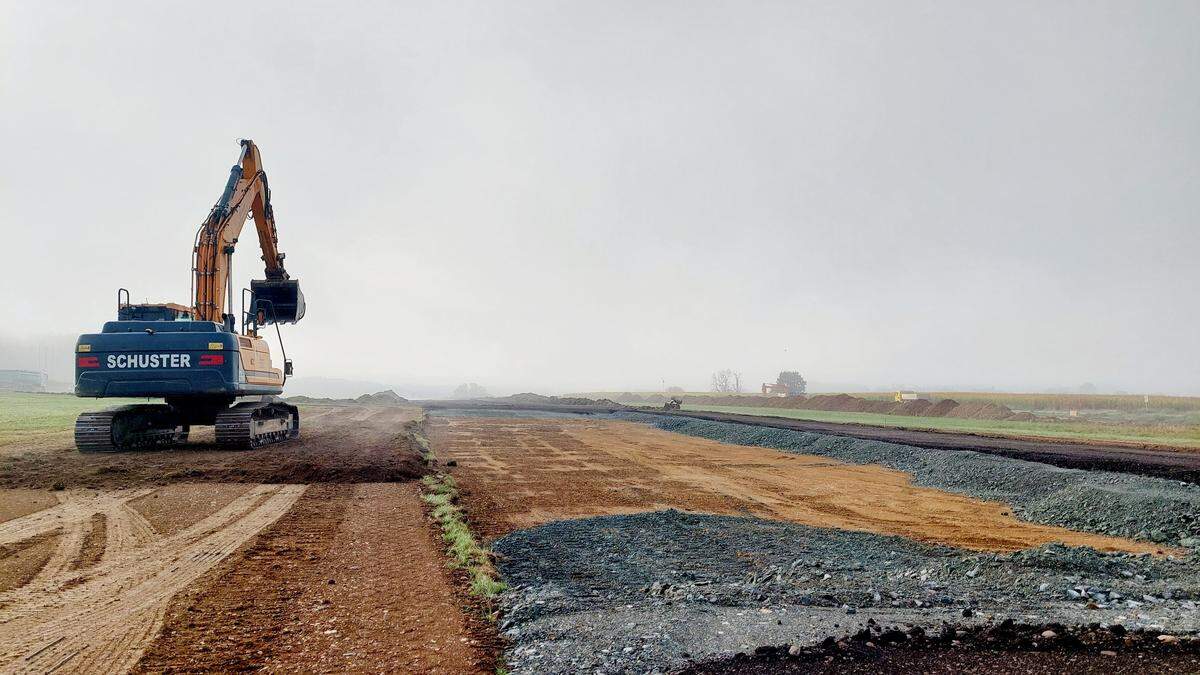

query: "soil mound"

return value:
[924, 398, 959, 417]
[945, 402, 1018, 420]
[677, 394, 1025, 422]
[495, 393, 622, 407]
[892, 399, 933, 416]
[806, 394, 858, 412]
[355, 390, 409, 406]
[288, 390, 410, 406]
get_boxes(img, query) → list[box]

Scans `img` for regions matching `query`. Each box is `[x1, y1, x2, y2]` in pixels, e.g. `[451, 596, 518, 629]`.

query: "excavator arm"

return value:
[193, 140, 303, 326]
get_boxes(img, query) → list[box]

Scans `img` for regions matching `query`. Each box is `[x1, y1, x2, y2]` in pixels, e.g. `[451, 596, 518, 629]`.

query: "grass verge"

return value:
[422, 473, 507, 598]
[412, 416, 508, 673]
[414, 417, 505, 599]
[405, 415, 437, 464]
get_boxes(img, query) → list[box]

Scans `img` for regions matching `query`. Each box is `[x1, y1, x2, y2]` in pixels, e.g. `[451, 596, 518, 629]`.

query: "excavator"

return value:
[73, 140, 306, 451]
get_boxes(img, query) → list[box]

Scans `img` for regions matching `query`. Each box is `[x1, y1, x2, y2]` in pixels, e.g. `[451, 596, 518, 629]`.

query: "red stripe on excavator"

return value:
[199, 353, 224, 366]
[77, 356, 100, 368]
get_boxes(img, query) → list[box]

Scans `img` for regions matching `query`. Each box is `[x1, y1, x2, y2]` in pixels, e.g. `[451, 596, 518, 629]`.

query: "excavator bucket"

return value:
[250, 279, 306, 324]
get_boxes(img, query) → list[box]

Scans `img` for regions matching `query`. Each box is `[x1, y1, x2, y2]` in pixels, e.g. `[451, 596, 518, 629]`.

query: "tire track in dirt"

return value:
[0, 484, 305, 674]
[100, 503, 156, 564]
[0, 490, 154, 548]
[69, 514, 106, 571]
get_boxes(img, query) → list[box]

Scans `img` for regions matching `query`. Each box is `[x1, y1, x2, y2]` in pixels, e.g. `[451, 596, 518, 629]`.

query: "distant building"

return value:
[761, 382, 789, 396]
[0, 370, 47, 392]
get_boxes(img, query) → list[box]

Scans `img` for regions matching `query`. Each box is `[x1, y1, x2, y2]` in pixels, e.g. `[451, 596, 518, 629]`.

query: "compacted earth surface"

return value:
[430, 415, 1159, 553]
[0, 403, 493, 674]
[428, 409, 1200, 674]
[136, 482, 493, 673]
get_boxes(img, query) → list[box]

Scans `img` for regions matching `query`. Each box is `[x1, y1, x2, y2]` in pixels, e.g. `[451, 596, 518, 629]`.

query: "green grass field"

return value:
[849, 391, 1200, 413]
[0, 392, 145, 448]
[684, 404, 1200, 449]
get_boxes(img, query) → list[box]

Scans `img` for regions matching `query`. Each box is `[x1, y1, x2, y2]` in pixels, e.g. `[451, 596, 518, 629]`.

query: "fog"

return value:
[2, 1, 1197, 397]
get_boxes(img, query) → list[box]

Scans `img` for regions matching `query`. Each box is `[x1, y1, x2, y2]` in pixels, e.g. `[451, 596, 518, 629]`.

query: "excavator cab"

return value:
[250, 278, 305, 324]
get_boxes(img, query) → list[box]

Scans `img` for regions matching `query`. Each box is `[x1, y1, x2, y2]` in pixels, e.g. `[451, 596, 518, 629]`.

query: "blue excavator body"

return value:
[75, 320, 282, 399]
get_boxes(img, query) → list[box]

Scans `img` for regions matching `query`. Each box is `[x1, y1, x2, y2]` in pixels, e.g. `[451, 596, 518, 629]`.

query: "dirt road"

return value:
[430, 415, 1159, 553]
[137, 483, 492, 673]
[0, 404, 491, 674]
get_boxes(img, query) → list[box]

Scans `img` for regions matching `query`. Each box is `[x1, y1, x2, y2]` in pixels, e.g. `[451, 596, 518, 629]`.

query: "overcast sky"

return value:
[2, 1, 1197, 395]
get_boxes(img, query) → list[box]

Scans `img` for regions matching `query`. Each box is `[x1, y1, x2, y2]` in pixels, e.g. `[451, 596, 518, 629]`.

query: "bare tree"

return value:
[711, 369, 743, 393]
[711, 370, 731, 392]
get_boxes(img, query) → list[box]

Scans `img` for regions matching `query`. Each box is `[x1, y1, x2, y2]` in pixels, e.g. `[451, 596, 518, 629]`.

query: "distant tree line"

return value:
[452, 382, 489, 399]
[709, 369, 806, 395]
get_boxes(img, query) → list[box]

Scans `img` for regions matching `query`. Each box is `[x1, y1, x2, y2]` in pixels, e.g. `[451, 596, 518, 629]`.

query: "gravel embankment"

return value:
[494, 511, 1200, 674]
[619, 413, 1200, 548]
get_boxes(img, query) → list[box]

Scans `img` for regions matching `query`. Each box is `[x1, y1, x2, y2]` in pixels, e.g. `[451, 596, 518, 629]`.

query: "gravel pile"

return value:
[494, 511, 1200, 674]
[620, 414, 1200, 547]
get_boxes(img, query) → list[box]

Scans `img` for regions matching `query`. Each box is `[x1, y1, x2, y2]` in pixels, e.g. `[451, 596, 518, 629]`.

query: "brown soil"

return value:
[0, 404, 426, 490]
[924, 398, 959, 417]
[70, 512, 107, 570]
[0, 483, 305, 672]
[0, 405, 491, 673]
[431, 416, 1162, 554]
[129, 483, 253, 535]
[0, 532, 60, 592]
[893, 399, 933, 416]
[136, 483, 493, 674]
[0, 489, 60, 524]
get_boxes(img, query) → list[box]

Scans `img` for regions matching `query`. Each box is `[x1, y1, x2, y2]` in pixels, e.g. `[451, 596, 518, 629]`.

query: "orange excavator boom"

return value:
[192, 139, 302, 327]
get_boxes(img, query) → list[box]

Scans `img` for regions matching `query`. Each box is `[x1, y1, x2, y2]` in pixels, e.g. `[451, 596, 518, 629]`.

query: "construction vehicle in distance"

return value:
[664, 397, 683, 410]
[73, 140, 306, 451]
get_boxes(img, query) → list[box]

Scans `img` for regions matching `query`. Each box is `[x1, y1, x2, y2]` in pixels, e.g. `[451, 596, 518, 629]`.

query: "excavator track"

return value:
[215, 401, 300, 449]
[75, 405, 189, 453]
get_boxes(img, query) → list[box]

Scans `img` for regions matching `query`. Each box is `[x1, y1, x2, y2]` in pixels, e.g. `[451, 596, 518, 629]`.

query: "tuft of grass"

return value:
[404, 415, 439, 464]
[421, 471, 506, 600]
